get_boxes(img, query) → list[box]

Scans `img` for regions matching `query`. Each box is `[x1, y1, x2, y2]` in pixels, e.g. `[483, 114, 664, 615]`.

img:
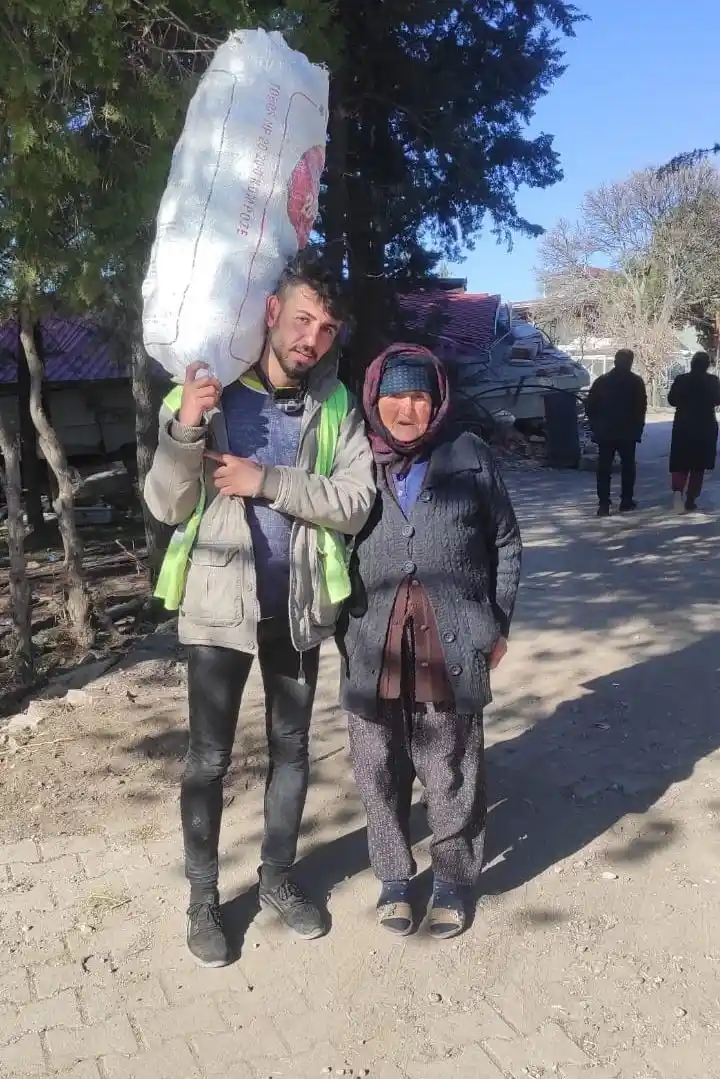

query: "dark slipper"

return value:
[378, 900, 414, 936]
[377, 880, 413, 936]
[428, 882, 467, 940]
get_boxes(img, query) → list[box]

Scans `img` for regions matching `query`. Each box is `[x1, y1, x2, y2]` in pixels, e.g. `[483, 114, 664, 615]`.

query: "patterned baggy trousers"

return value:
[347, 700, 486, 887]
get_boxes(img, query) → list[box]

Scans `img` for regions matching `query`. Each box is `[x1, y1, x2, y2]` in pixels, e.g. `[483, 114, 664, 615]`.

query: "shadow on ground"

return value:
[482, 630, 720, 893]
[221, 627, 720, 952]
[27, 452, 719, 958]
[505, 462, 720, 642]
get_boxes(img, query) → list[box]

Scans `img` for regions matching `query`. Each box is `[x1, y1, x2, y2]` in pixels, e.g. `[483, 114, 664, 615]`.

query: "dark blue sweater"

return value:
[221, 377, 302, 618]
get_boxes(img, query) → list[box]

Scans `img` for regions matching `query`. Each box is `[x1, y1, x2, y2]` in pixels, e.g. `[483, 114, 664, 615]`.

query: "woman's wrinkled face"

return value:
[378, 391, 433, 442]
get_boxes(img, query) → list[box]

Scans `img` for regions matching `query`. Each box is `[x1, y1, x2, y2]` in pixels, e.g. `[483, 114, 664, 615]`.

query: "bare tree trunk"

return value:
[131, 335, 166, 582]
[0, 414, 33, 683]
[17, 327, 45, 534]
[344, 101, 392, 380]
[19, 309, 94, 649]
[324, 76, 349, 280]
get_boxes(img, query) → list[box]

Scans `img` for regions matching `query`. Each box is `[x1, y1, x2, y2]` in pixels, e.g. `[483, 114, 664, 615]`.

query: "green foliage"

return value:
[0, 0, 339, 320]
[1, 0, 581, 330]
[660, 144, 720, 175]
[657, 188, 720, 355]
[321, 0, 585, 278]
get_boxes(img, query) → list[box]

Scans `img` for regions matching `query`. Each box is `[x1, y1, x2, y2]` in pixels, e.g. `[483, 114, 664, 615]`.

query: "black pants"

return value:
[597, 440, 637, 506]
[182, 623, 320, 889]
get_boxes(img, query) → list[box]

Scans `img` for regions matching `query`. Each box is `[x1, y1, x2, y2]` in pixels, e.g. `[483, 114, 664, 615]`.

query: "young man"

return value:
[585, 349, 647, 517]
[145, 254, 374, 966]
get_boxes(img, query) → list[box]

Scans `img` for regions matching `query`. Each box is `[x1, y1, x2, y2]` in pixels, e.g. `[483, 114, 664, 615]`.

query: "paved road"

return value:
[1, 432, 719, 1079]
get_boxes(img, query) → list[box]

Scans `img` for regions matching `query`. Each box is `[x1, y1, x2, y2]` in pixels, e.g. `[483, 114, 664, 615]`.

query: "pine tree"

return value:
[324, 1, 583, 266]
[1, 0, 580, 657]
[322, 0, 584, 362]
[0, 1, 339, 648]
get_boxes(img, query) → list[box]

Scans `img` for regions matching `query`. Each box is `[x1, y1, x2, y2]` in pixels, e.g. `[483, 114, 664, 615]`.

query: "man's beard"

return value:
[271, 333, 317, 385]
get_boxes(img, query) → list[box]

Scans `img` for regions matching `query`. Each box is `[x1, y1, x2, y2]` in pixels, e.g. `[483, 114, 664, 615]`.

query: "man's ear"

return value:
[266, 294, 280, 329]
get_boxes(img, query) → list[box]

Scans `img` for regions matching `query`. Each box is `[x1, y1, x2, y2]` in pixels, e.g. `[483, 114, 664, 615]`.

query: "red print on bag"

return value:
[287, 146, 325, 248]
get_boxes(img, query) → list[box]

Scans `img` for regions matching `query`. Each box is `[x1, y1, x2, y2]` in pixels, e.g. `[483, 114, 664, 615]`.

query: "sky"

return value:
[451, 0, 720, 302]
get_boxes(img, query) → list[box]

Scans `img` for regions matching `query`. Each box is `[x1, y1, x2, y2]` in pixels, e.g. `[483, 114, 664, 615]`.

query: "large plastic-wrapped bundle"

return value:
[142, 30, 329, 386]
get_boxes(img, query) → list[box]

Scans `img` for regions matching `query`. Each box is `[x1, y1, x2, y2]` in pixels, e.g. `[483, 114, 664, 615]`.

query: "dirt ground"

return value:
[0, 416, 719, 1078]
[0, 516, 153, 709]
[0, 624, 291, 846]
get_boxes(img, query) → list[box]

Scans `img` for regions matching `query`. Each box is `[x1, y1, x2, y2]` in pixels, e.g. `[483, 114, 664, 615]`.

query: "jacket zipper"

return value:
[288, 394, 322, 658]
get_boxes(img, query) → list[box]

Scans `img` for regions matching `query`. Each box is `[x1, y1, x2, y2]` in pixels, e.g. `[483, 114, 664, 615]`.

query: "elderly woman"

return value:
[668, 351, 720, 513]
[338, 345, 522, 939]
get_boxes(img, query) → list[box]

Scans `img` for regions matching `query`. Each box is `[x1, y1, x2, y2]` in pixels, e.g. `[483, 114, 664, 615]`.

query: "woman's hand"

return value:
[488, 636, 508, 670]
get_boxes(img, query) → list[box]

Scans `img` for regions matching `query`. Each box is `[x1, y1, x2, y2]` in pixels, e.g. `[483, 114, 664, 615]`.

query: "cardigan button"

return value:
[401, 524, 415, 538]
[419, 490, 433, 503]
[443, 631, 457, 644]
[449, 664, 463, 677]
[402, 560, 417, 575]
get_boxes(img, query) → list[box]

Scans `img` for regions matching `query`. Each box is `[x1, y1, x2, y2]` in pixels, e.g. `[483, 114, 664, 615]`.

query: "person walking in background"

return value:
[668, 351, 720, 513]
[585, 349, 648, 517]
[338, 345, 522, 940]
[145, 253, 374, 967]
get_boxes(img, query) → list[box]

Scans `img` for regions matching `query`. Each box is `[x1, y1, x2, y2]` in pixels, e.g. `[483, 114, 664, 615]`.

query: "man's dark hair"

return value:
[276, 249, 349, 323]
[614, 348, 634, 370]
[691, 350, 711, 373]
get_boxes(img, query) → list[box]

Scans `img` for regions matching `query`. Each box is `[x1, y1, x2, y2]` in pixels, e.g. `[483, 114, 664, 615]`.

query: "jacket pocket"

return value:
[474, 650, 493, 707]
[310, 532, 343, 629]
[469, 598, 501, 653]
[181, 543, 244, 627]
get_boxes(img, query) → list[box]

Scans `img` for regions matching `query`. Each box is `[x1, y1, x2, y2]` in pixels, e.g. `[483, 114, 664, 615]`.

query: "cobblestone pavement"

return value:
[1, 439, 720, 1079]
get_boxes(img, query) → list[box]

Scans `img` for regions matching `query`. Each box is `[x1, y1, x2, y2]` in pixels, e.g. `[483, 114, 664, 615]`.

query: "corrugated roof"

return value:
[0, 318, 130, 385]
[0, 295, 503, 383]
[397, 291, 500, 358]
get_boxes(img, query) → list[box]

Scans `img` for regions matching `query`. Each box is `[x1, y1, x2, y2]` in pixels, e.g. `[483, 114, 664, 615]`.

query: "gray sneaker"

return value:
[186, 895, 230, 967]
[258, 876, 327, 939]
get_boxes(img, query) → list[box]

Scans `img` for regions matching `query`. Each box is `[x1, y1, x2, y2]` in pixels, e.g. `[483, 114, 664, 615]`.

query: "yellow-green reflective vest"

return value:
[154, 381, 351, 612]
